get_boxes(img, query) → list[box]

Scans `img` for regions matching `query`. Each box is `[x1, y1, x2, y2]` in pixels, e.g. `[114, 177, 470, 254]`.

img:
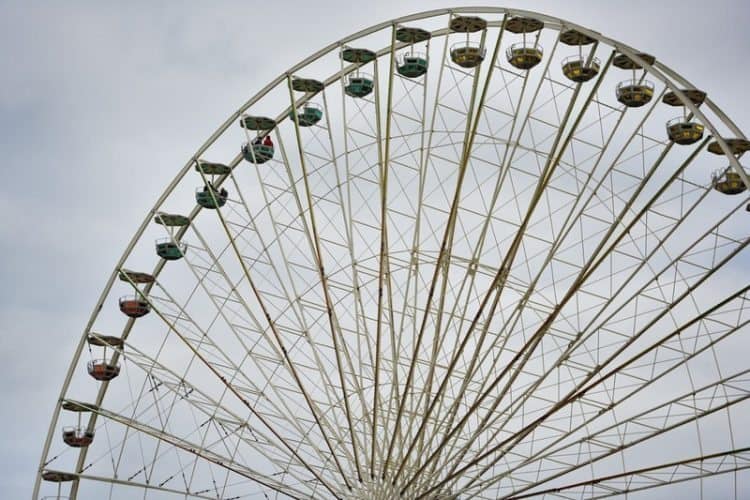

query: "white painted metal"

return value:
[36, 7, 750, 500]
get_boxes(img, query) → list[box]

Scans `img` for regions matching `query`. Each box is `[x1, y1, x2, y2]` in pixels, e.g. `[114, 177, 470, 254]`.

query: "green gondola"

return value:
[196, 185, 228, 209]
[156, 239, 186, 260]
[345, 75, 374, 98]
[289, 104, 323, 127]
[397, 55, 428, 78]
[242, 142, 274, 164]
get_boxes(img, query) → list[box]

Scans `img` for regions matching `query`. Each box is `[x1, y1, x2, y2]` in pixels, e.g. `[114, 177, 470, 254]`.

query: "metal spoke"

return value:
[506, 448, 750, 499]
[37, 7, 750, 500]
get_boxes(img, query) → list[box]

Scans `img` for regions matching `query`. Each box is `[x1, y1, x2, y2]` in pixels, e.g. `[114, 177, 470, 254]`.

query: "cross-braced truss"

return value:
[36, 7, 750, 500]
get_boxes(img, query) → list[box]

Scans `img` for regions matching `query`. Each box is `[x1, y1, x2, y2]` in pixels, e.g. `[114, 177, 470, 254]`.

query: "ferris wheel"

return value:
[35, 7, 750, 500]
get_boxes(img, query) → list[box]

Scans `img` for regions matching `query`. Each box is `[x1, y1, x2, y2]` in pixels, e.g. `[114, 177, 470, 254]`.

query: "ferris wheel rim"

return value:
[36, 6, 750, 499]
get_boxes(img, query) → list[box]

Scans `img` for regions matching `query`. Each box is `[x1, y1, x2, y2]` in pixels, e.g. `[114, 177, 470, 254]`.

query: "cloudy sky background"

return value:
[1, 0, 749, 497]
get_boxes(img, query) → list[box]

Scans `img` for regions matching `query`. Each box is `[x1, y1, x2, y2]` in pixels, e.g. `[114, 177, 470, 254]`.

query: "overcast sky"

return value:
[1, 1, 749, 498]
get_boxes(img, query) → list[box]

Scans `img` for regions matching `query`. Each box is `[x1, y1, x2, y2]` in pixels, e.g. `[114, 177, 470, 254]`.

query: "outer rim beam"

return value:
[35, 6, 749, 499]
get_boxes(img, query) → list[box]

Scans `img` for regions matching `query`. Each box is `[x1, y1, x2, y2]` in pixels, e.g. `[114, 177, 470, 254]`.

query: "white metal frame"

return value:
[35, 7, 750, 500]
